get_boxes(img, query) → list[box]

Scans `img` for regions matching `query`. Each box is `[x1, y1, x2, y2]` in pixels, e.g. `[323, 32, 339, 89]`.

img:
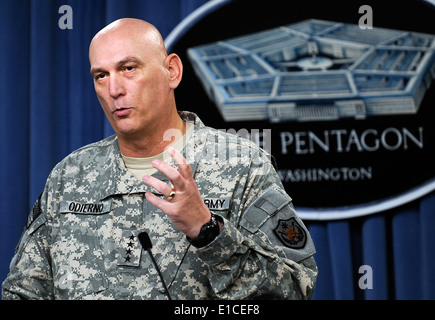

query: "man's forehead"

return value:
[91, 33, 139, 53]
[90, 36, 145, 65]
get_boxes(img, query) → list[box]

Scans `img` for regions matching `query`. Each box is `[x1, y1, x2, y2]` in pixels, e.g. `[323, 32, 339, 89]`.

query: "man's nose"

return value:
[109, 74, 126, 99]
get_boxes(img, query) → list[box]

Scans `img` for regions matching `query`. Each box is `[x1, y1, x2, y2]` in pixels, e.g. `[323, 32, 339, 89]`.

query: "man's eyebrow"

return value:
[116, 56, 143, 67]
[90, 57, 143, 75]
[90, 66, 105, 76]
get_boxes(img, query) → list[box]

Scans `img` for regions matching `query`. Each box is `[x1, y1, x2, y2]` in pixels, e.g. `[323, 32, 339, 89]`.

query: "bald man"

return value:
[2, 19, 317, 300]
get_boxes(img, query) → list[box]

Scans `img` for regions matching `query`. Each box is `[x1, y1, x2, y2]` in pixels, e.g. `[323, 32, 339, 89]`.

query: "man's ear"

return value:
[166, 53, 183, 89]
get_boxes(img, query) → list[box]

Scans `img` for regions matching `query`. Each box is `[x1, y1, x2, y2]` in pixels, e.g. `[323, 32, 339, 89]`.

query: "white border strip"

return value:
[164, 0, 232, 52]
[296, 178, 435, 220]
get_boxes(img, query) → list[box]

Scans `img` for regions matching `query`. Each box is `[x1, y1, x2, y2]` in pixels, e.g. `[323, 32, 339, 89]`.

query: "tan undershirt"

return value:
[121, 123, 194, 181]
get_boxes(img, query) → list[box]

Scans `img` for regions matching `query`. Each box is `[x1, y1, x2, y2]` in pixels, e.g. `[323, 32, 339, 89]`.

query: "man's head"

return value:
[89, 18, 183, 141]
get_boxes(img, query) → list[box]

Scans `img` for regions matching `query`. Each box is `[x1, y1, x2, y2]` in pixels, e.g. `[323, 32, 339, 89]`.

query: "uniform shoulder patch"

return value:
[273, 217, 307, 249]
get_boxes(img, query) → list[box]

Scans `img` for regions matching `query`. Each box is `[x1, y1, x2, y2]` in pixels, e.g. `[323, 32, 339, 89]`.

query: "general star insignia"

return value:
[118, 231, 142, 267]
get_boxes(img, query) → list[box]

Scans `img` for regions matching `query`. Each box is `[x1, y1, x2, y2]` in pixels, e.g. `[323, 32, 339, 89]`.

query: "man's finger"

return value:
[145, 191, 171, 212]
[151, 158, 183, 187]
[142, 175, 173, 197]
[167, 147, 193, 179]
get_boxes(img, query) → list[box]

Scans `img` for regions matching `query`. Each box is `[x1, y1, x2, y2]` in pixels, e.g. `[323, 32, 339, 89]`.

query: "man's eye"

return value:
[96, 73, 106, 80]
[124, 66, 135, 72]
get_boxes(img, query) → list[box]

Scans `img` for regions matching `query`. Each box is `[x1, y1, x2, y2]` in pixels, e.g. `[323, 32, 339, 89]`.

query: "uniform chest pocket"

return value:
[53, 199, 112, 299]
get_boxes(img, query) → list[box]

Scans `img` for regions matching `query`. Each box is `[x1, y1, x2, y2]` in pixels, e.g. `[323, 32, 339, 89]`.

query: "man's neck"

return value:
[118, 116, 186, 158]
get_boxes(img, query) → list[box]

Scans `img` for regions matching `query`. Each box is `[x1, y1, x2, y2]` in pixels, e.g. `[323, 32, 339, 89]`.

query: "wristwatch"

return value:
[187, 213, 221, 248]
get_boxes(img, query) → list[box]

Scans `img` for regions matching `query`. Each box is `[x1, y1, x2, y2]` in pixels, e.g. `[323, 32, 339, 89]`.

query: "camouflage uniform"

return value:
[2, 111, 317, 300]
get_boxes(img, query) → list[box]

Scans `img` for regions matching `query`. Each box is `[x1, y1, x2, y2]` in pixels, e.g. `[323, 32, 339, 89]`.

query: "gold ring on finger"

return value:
[167, 190, 176, 201]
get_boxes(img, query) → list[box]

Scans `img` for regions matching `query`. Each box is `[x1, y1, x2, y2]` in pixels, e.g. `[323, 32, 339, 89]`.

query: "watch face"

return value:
[189, 214, 221, 248]
[202, 215, 218, 235]
[208, 215, 217, 227]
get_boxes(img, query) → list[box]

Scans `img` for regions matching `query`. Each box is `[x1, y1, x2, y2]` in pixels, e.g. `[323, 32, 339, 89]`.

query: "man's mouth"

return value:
[114, 107, 132, 117]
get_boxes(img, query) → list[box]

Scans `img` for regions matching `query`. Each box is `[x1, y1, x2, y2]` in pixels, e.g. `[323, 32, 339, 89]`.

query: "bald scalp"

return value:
[89, 18, 168, 64]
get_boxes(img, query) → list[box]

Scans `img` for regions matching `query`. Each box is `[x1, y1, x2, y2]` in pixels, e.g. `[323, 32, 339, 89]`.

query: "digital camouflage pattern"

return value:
[2, 112, 317, 300]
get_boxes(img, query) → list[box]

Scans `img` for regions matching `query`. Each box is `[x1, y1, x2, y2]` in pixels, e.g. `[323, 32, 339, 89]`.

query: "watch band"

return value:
[187, 213, 221, 248]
